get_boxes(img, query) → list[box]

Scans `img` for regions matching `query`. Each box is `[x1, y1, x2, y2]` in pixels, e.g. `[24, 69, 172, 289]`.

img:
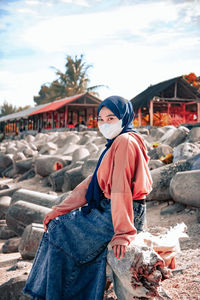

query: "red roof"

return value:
[29, 93, 85, 116]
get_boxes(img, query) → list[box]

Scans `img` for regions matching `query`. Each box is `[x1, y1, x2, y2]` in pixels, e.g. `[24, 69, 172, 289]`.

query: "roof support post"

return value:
[40, 115, 43, 130]
[65, 106, 68, 128]
[58, 111, 60, 128]
[182, 103, 186, 123]
[174, 81, 177, 98]
[149, 99, 154, 126]
[197, 103, 200, 122]
[52, 111, 55, 129]
[167, 102, 171, 125]
[93, 108, 95, 128]
[138, 108, 142, 126]
[85, 108, 87, 123]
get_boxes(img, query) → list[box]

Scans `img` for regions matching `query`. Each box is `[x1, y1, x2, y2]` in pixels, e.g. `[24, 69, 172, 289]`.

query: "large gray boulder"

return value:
[78, 134, 94, 145]
[173, 142, 200, 162]
[187, 127, 200, 143]
[188, 153, 200, 170]
[34, 155, 68, 177]
[81, 159, 98, 178]
[23, 147, 37, 158]
[94, 136, 107, 145]
[170, 170, 200, 207]
[15, 141, 28, 152]
[159, 126, 177, 144]
[49, 161, 83, 192]
[64, 133, 80, 144]
[10, 188, 60, 208]
[6, 144, 18, 155]
[62, 166, 85, 192]
[0, 220, 17, 239]
[57, 142, 79, 155]
[161, 125, 177, 132]
[17, 169, 36, 182]
[1, 165, 15, 178]
[0, 154, 13, 174]
[148, 144, 173, 160]
[34, 132, 49, 143]
[2, 237, 21, 253]
[146, 160, 191, 201]
[0, 196, 11, 218]
[90, 144, 105, 159]
[39, 142, 57, 155]
[0, 187, 19, 198]
[6, 201, 51, 235]
[28, 142, 38, 152]
[72, 147, 90, 162]
[0, 275, 30, 300]
[137, 128, 149, 136]
[19, 223, 44, 259]
[107, 243, 167, 299]
[148, 160, 164, 171]
[14, 158, 33, 174]
[49, 133, 68, 148]
[85, 142, 99, 154]
[159, 126, 189, 147]
[148, 127, 165, 141]
[25, 134, 35, 144]
[13, 152, 26, 162]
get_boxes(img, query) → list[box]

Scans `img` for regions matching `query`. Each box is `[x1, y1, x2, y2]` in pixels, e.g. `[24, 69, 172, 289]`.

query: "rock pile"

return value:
[0, 130, 104, 190]
[0, 125, 200, 299]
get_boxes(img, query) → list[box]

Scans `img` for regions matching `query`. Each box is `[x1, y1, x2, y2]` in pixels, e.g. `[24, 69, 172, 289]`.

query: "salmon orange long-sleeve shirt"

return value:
[49, 132, 152, 247]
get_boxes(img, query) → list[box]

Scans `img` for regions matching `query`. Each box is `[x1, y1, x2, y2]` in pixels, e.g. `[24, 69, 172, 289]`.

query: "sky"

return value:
[0, 0, 200, 108]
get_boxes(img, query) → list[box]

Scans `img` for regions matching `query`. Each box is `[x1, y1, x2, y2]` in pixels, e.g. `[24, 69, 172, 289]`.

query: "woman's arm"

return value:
[97, 134, 138, 257]
[109, 136, 137, 249]
[43, 175, 92, 231]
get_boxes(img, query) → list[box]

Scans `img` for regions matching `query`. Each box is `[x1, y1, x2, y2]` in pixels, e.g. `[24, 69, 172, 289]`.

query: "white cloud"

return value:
[24, 0, 90, 7]
[180, 0, 200, 22]
[21, 2, 181, 52]
[25, 0, 41, 5]
[61, 0, 90, 6]
[17, 7, 37, 14]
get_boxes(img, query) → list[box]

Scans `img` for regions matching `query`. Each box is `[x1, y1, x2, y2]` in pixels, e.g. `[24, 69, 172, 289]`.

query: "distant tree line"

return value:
[0, 101, 30, 117]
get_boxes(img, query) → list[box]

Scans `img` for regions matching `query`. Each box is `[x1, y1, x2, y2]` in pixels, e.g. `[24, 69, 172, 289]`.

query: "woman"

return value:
[23, 96, 152, 300]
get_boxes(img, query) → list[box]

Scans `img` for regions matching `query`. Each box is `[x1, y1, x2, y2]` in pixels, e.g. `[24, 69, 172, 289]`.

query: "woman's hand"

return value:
[43, 210, 58, 232]
[112, 245, 127, 259]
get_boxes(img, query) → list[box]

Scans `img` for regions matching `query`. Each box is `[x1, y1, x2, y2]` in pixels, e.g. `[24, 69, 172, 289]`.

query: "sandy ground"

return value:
[0, 177, 200, 299]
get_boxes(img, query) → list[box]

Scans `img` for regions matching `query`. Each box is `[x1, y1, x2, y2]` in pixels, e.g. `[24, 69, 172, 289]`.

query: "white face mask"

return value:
[98, 119, 124, 139]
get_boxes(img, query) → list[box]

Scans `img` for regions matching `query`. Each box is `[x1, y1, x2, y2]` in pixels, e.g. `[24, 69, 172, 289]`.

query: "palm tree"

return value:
[34, 55, 105, 105]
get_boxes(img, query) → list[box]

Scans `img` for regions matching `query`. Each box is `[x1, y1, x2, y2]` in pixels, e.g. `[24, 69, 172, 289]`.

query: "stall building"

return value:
[130, 76, 200, 127]
[0, 92, 102, 135]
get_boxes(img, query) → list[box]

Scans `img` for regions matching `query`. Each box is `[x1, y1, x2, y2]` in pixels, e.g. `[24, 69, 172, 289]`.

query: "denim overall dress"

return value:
[23, 199, 146, 300]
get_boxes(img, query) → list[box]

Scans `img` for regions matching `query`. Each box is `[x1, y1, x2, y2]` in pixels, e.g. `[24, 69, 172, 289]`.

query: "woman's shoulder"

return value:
[113, 132, 141, 145]
[112, 132, 147, 154]
[110, 133, 138, 154]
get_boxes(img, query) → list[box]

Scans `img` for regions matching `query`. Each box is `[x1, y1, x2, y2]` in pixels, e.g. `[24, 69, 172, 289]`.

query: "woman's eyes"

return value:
[97, 117, 116, 122]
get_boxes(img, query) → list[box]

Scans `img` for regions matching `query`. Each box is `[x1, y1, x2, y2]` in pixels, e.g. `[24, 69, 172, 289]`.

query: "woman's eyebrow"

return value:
[98, 114, 116, 118]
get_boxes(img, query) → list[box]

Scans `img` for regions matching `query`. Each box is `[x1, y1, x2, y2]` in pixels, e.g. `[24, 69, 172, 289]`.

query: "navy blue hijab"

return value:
[83, 96, 136, 214]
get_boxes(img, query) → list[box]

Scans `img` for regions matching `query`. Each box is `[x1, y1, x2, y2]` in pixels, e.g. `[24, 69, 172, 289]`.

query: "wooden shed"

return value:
[0, 92, 102, 135]
[29, 92, 101, 131]
[130, 76, 200, 127]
